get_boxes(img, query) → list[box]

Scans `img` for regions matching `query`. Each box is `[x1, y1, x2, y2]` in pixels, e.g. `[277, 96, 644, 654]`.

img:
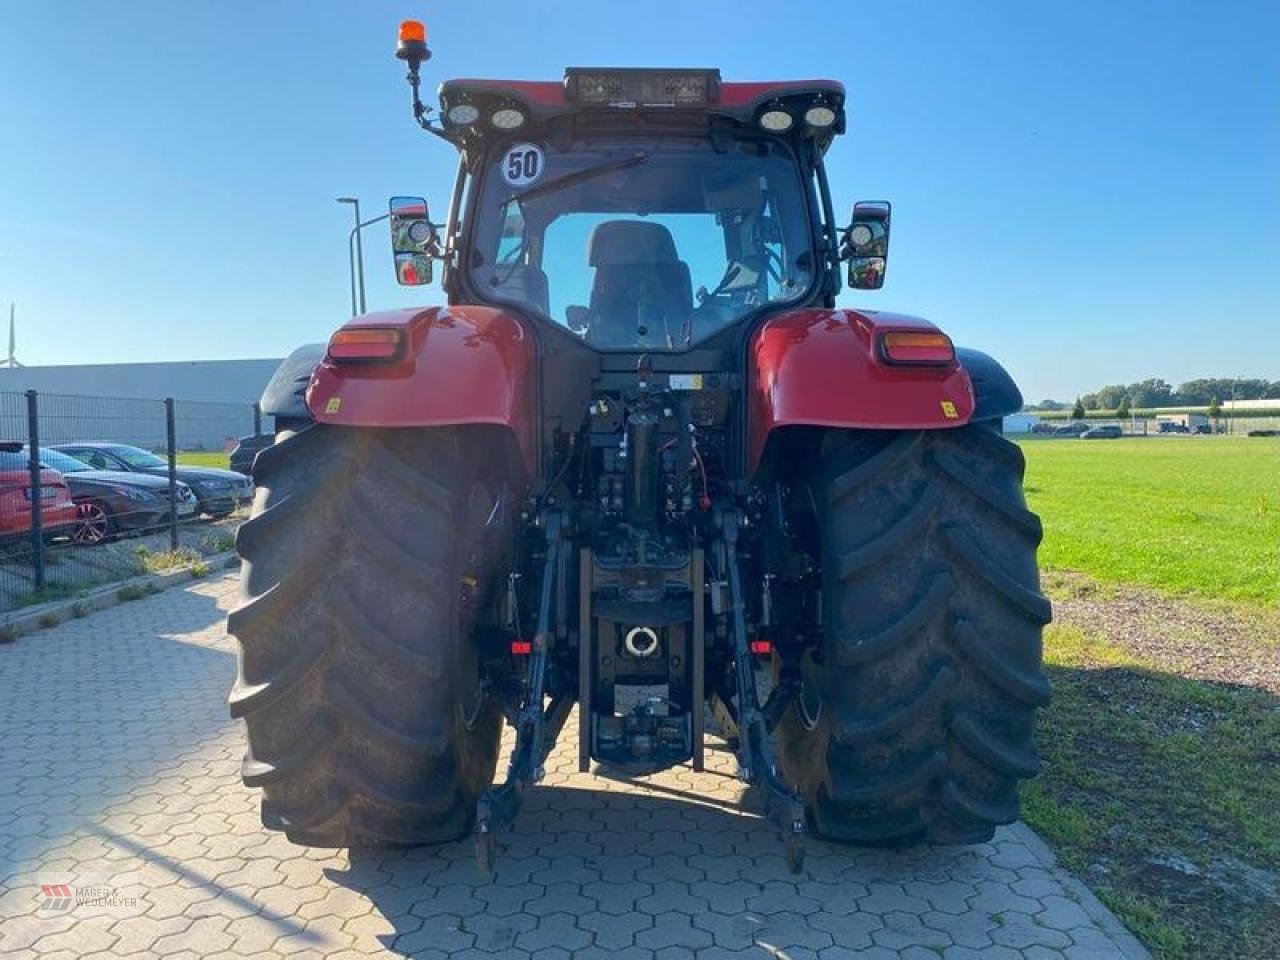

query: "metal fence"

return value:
[0, 390, 264, 615]
[1018, 415, 1280, 437]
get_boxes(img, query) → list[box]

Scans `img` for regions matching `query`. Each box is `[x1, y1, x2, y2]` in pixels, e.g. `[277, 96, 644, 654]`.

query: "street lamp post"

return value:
[345, 214, 391, 317]
[337, 197, 367, 316]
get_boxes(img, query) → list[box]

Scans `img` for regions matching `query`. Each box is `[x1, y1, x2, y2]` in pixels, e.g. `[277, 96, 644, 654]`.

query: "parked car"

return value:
[51, 443, 253, 518]
[1054, 422, 1090, 436]
[0, 443, 76, 543]
[35, 447, 199, 544]
[1081, 425, 1123, 439]
[229, 433, 273, 477]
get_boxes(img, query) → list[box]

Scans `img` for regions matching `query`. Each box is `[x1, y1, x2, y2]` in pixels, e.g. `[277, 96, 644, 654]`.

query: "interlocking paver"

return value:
[1035, 893, 1095, 931]
[516, 912, 590, 952]
[633, 912, 713, 951]
[577, 908, 653, 949]
[989, 911, 1073, 951]
[391, 914, 472, 954]
[810, 909, 884, 947]
[0, 573, 1149, 958]
[921, 908, 996, 949]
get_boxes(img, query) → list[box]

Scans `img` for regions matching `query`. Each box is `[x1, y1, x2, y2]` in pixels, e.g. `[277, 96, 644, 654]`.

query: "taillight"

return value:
[878, 330, 955, 366]
[327, 328, 404, 362]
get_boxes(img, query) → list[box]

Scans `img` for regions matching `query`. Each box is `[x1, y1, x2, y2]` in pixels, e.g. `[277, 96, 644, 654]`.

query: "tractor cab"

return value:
[385, 47, 894, 349]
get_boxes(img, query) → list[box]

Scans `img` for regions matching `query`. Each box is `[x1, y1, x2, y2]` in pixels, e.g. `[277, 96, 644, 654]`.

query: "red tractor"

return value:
[231, 22, 1050, 873]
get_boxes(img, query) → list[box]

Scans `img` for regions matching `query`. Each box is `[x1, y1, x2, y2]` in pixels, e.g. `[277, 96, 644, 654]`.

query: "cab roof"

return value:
[437, 70, 846, 149]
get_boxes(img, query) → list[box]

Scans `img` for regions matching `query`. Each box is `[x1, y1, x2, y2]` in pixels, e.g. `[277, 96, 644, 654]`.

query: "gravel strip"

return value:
[1047, 572, 1280, 694]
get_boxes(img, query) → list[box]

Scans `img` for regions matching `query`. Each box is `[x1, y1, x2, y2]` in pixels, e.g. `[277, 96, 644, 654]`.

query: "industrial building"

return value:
[0, 358, 285, 451]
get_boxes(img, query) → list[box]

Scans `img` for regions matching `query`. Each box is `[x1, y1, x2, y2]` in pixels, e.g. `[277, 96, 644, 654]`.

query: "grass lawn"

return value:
[1019, 436, 1280, 605]
[1025, 613, 1279, 959]
[177, 451, 231, 469]
[1014, 436, 1280, 957]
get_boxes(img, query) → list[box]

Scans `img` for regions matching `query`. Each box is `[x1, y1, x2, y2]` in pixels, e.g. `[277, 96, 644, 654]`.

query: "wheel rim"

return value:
[796, 651, 823, 730]
[73, 502, 109, 545]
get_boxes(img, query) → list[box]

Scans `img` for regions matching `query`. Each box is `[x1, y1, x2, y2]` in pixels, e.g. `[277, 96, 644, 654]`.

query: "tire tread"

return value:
[780, 423, 1050, 847]
[229, 424, 506, 847]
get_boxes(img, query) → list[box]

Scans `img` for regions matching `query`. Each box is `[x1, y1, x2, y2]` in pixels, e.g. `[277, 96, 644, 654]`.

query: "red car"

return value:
[0, 444, 76, 543]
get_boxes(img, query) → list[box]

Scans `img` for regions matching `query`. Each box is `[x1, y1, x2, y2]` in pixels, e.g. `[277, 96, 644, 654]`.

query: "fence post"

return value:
[25, 390, 45, 593]
[253, 401, 262, 438]
[165, 398, 179, 551]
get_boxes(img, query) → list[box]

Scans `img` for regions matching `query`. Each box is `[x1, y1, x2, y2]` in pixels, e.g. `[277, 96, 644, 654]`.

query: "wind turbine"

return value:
[1, 303, 22, 368]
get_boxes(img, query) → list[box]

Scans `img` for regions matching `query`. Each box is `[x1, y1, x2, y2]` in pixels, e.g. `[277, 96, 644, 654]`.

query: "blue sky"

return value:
[2, 1, 1276, 401]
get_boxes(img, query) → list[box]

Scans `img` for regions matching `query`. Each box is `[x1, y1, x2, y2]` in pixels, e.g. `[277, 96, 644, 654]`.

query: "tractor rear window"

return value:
[469, 137, 816, 351]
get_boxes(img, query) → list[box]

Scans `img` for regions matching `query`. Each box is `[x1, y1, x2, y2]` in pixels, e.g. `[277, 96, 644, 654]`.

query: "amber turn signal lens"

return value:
[879, 331, 955, 365]
[328, 328, 404, 362]
[398, 19, 426, 43]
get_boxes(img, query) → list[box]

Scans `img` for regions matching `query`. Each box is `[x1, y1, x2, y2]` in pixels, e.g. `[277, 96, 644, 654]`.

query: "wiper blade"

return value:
[502, 153, 649, 210]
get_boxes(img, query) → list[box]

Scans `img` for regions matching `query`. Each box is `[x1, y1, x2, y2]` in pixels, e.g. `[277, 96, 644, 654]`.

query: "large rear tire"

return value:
[779, 423, 1051, 845]
[229, 424, 513, 846]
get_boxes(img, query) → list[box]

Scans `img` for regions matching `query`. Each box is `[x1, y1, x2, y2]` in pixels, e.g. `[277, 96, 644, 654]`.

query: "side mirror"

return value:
[389, 196, 437, 286]
[842, 201, 890, 290]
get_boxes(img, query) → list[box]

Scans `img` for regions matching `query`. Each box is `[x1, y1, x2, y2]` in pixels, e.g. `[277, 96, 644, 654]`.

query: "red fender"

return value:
[306, 305, 536, 472]
[748, 308, 975, 473]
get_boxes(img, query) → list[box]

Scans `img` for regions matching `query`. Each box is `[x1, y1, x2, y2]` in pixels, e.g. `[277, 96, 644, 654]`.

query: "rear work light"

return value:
[759, 108, 795, 132]
[489, 106, 528, 130]
[327, 328, 404, 362]
[565, 68, 720, 107]
[803, 105, 837, 129]
[878, 331, 956, 366]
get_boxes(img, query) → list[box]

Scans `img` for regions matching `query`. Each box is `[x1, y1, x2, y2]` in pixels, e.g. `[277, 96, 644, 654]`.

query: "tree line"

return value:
[1028, 377, 1280, 414]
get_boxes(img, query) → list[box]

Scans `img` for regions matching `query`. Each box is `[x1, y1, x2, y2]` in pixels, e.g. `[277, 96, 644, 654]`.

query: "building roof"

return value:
[0, 358, 283, 404]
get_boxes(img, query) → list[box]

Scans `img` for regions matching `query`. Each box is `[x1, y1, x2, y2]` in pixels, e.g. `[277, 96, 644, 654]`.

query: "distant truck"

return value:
[1156, 414, 1209, 434]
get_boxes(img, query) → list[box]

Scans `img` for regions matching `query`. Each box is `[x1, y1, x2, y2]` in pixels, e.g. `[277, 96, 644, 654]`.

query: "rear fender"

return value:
[955, 347, 1023, 422]
[260, 343, 325, 422]
[305, 306, 536, 472]
[748, 308, 976, 473]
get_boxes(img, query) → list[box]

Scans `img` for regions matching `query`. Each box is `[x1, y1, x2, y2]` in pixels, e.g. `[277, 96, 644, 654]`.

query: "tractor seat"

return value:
[585, 221, 692, 347]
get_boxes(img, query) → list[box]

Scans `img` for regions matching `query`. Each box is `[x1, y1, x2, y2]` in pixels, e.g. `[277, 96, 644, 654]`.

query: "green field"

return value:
[1019, 436, 1280, 605]
[1017, 435, 1279, 958]
[177, 451, 232, 469]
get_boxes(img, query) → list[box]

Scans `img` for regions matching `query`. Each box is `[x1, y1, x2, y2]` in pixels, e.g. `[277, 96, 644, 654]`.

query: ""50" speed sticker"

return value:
[502, 143, 544, 187]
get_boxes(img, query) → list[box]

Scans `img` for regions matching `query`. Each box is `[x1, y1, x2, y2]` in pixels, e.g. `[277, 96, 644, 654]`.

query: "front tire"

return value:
[228, 424, 514, 846]
[779, 423, 1051, 845]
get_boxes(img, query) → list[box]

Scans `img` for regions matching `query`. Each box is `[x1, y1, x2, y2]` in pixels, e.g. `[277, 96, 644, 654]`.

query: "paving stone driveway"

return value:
[0, 574, 1148, 959]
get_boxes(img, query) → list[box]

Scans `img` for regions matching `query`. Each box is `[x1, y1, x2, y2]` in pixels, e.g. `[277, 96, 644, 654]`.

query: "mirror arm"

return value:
[414, 221, 448, 261]
[836, 224, 857, 261]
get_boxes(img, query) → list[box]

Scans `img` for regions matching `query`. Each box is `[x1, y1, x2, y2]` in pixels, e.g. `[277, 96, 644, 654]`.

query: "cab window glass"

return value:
[470, 137, 814, 351]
